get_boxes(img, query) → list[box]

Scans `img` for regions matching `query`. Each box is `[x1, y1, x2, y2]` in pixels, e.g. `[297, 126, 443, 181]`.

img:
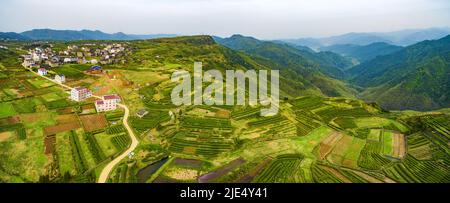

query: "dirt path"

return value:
[98, 103, 139, 183]
[26, 68, 139, 183]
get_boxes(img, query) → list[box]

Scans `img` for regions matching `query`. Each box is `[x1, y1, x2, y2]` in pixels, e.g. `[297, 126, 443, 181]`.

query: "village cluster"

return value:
[21, 43, 130, 69]
[20, 43, 131, 113]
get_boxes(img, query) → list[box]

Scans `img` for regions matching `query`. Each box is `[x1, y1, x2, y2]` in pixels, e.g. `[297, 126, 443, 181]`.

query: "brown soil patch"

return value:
[57, 107, 74, 114]
[19, 113, 45, 123]
[183, 146, 196, 154]
[393, 133, 406, 158]
[81, 104, 95, 111]
[79, 114, 107, 132]
[56, 114, 79, 124]
[215, 110, 231, 119]
[327, 135, 352, 164]
[0, 116, 21, 125]
[0, 131, 14, 142]
[44, 122, 81, 136]
[44, 135, 56, 155]
[318, 132, 343, 160]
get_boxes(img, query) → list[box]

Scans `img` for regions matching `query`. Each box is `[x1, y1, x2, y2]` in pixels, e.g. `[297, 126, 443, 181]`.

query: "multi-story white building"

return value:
[37, 68, 48, 76]
[71, 87, 92, 102]
[55, 74, 66, 83]
[94, 94, 121, 112]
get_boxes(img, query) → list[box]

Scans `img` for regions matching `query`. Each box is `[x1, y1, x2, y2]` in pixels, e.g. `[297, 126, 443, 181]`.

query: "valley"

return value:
[0, 34, 449, 183]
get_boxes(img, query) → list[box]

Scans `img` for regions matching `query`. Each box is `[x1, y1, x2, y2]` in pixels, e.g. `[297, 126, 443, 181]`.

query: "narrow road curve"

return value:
[25, 68, 139, 183]
[98, 103, 139, 183]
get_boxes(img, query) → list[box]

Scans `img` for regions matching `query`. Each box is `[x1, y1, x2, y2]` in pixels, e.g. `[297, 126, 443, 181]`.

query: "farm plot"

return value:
[26, 78, 55, 89]
[354, 117, 408, 133]
[367, 129, 381, 141]
[384, 155, 450, 183]
[44, 122, 81, 136]
[79, 114, 108, 132]
[289, 96, 324, 111]
[111, 134, 130, 151]
[181, 116, 232, 130]
[315, 107, 372, 123]
[168, 131, 234, 157]
[327, 135, 366, 168]
[130, 110, 170, 133]
[12, 98, 39, 113]
[159, 166, 199, 182]
[0, 102, 17, 118]
[317, 132, 344, 160]
[231, 106, 261, 120]
[421, 115, 450, 139]
[334, 117, 357, 129]
[198, 158, 246, 183]
[407, 133, 433, 160]
[294, 110, 322, 136]
[392, 133, 406, 159]
[253, 154, 305, 183]
[310, 163, 345, 183]
[55, 131, 77, 176]
[382, 131, 394, 157]
[358, 141, 391, 170]
[41, 92, 64, 102]
[247, 114, 285, 128]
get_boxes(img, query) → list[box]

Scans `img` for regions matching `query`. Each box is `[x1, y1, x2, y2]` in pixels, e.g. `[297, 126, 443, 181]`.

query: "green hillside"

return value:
[215, 35, 357, 97]
[348, 35, 450, 110]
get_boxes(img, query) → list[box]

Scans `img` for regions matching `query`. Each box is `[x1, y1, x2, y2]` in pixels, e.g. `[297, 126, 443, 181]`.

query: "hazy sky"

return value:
[1, 0, 449, 39]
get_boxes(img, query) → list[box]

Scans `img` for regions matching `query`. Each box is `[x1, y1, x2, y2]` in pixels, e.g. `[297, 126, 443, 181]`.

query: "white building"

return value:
[94, 94, 121, 112]
[37, 68, 48, 76]
[55, 74, 66, 83]
[71, 87, 92, 102]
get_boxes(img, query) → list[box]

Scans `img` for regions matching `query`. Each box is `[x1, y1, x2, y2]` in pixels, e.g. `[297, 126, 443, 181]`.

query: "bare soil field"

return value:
[318, 132, 343, 160]
[44, 135, 56, 155]
[0, 131, 14, 142]
[56, 114, 79, 124]
[393, 133, 406, 158]
[327, 135, 353, 164]
[80, 114, 107, 132]
[44, 122, 81, 135]
[215, 109, 231, 118]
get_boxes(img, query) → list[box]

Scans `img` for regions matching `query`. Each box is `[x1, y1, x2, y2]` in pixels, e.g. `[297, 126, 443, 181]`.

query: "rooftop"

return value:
[103, 94, 120, 100]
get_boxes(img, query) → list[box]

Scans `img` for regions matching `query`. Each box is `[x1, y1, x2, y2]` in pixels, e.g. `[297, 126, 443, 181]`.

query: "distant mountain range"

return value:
[282, 27, 450, 48]
[0, 29, 176, 41]
[320, 42, 403, 63]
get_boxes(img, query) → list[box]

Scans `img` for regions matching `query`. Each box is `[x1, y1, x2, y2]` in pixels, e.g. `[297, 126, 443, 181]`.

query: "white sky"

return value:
[0, 0, 449, 39]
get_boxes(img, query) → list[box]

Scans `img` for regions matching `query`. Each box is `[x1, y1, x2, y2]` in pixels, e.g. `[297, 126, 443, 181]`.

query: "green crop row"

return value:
[111, 134, 130, 151]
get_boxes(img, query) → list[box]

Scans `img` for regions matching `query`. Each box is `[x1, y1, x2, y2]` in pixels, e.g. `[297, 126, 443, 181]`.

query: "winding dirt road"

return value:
[26, 68, 139, 183]
[98, 103, 139, 183]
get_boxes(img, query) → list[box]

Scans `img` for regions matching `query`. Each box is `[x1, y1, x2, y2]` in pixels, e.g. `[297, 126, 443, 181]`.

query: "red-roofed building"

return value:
[95, 94, 121, 112]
